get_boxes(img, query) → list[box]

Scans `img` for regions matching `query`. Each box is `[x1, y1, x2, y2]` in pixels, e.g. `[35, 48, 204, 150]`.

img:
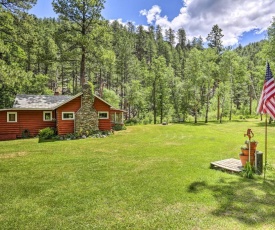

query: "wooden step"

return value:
[210, 158, 243, 172]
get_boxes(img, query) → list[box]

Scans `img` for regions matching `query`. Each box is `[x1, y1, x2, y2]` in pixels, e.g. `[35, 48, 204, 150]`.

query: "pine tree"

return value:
[206, 24, 224, 53]
[52, 0, 106, 87]
[0, 0, 36, 12]
[177, 28, 186, 50]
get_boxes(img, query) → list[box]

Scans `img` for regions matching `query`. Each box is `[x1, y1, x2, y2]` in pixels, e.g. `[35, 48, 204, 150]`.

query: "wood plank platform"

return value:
[210, 158, 243, 173]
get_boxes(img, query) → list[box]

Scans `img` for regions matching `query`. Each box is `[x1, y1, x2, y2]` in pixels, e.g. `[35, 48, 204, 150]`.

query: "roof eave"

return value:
[110, 107, 127, 113]
[0, 108, 55, 111]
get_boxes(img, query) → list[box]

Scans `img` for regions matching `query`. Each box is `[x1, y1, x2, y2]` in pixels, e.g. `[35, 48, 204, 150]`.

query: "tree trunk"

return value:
[153, 80, 157, 124]
[27, 47, 31, 71]
[249, 85, 252, 115]
[229, 66, 233, 121]
[61, 65, 64, 94]
[217, 94, 220, 120]
[205, 93, 209, 123]
[80, 46, 86, 87]
[219, 96, 226, 124]
[194, 108, 197, 123]
[229, 98, 233, 121]
[128, 105, 131, 119]
[44, 65, 48, 75]
[160, 95, 163, 124]
[205, 82, 211, 123]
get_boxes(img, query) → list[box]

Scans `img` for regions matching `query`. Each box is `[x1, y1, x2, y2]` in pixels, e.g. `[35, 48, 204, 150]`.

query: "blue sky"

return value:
[29, 0, 273, 47]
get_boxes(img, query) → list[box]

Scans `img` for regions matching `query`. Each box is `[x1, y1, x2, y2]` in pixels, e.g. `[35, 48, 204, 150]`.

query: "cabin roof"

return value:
[11, 94, 82, 110]
[0, 93, 125, 112]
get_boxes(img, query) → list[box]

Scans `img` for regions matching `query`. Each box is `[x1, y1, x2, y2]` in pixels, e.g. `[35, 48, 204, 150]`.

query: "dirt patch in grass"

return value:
[0, 152, 28, 159]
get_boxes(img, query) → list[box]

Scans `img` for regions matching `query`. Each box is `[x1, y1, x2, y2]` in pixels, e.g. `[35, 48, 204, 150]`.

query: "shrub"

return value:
[125, 118, 139, 126]
[101, 130, 110, 135]
[143, 119, 149, 125]
[113, 124, 126, 131]
[65, 133, 76, 139]
[39, 127, 55, 140]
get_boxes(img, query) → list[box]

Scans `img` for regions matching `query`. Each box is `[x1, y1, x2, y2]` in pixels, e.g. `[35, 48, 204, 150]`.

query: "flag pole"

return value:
[264, 114, 267, 180]
[257, 62, 274, 180]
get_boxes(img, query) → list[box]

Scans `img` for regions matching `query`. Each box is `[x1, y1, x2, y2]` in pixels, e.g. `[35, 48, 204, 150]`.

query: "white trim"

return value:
[62, 112, 75, 120]
[43, 111, 52, 121]
[98, 111, 109, 119]
[7, 112, 17, 122]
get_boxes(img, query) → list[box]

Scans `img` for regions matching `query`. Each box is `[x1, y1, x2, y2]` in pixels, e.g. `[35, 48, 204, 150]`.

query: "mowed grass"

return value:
[1, 120, 275, 229]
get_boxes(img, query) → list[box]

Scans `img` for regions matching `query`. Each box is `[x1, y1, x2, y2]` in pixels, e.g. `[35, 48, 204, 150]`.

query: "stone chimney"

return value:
[75, 83, 99, 134]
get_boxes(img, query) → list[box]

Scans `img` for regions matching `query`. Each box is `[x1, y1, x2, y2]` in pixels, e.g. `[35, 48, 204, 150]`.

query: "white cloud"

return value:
[140, 5, 162, 24]
[109, 18, 127, 26]
[140, 0, 275, 46]
[108, 18, 150, 32]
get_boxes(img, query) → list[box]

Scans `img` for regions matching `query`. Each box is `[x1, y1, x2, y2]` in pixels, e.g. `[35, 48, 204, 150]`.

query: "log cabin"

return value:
[0, 83, 125, 141]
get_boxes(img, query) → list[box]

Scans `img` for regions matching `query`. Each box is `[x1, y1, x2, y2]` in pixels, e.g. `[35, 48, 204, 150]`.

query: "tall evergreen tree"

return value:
[0, 0, 36, 12]
[52, 0, 106, 87]
[176, 28, 186, 50]
[206, 24, 224, 120]
[267, 17, 275, 61]
[165, 28, 175, 46]
[184, 48, 204, 123]
[206, 24, 224, 53]
[201, 48, 218, 123]
[135, 25, 148, 61]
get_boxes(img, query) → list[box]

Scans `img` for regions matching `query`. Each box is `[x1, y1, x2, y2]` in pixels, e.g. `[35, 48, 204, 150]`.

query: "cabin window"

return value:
[111, 113, 115, 122]
[7, 112, 17, 122]
[43, 111, 52, 121]
[62, 112, 75, 120]
[111, 112, 123, 123]
[98, 111, 109, 119]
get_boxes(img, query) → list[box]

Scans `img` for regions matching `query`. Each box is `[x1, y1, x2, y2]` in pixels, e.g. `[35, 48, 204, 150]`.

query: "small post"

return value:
[264, 114, 268, 180]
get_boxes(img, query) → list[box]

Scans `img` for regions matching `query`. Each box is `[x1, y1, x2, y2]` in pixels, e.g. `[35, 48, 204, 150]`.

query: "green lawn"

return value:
[1, 120, 275, 229]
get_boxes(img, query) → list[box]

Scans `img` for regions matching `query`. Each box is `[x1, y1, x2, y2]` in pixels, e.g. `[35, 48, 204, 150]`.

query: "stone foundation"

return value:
[75, 83, 98, 134]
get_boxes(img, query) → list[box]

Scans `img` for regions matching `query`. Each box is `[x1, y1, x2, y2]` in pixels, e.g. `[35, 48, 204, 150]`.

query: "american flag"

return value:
[257, 62, 275, 119]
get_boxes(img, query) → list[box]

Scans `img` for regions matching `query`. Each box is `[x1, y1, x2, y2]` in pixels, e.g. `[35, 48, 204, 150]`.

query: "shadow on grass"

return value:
[177, 119, 251, 126]
[188, 181, 208, 193]
[188, 177, 275, 226]
[255, 121, 275, 127]
[176, 122, 208, 126]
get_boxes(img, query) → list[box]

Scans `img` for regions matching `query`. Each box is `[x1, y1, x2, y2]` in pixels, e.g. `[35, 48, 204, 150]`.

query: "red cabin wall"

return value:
[0, 94, 122, 140]
[56, 96, 81, 135]
[93, 97, 112, 130]
[0, 110, 56, 140]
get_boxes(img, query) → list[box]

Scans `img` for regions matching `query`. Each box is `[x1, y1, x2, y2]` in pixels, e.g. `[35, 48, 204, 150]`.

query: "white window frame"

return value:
[111, 113, 116, 122]
[7, 112, 17, 122]
[98, 111, 109, 119]
[62, 112, 75, 120]
[43, 111, 52, 121]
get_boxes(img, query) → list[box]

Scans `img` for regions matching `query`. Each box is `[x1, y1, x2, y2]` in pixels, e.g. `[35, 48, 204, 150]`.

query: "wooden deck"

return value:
[210, 158, 243, 173]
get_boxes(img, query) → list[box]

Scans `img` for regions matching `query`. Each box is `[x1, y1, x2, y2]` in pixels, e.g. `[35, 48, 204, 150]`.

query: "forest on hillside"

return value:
[1, 0, 275, 124]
